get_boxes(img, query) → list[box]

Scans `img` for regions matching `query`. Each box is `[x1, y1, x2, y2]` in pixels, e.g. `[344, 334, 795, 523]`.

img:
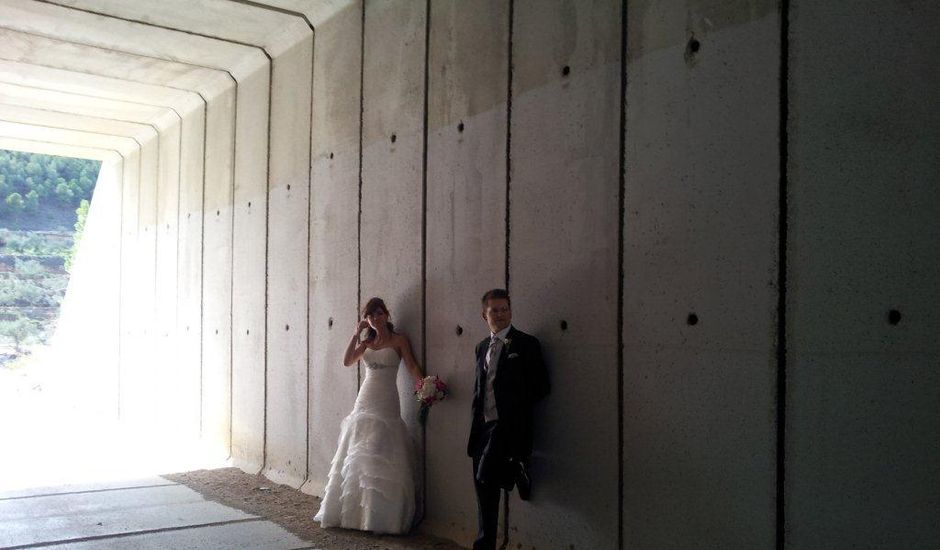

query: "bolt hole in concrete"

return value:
[458, 121, 465, 132]
[329, 152, 334, 159]
[216, 210, 220, 216]
[285, 324, 290, 331]
[287, 184, 291, 191]
[390, 133, 397, 144]
[888, 309, 902, 325]
[328, 317, 334, 328]
[687, 313, 699, 326]
[560, 320, 568, 331]
[688, 38, 701, 53]
[456, 325, 463, 336]
[248, 201, 251, 208]
[562, 64, 571, 76]
[246, 329, 250, 335]
[215, 329, 219, 335]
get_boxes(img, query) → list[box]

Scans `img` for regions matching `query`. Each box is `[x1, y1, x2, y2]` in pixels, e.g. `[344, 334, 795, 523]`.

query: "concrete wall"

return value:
[623, 2, 780, 548]
[302, 0, 362, 497]
[3, 1, 937, 549]
[359, 0, 428, 520]
[510, 2, 622, 548]
[786, 2, 940, 548]
[423, 0, 508, 543]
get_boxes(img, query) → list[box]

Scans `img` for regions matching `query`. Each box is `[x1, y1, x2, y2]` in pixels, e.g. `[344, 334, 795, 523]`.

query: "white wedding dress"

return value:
[314, 346, 416, 534]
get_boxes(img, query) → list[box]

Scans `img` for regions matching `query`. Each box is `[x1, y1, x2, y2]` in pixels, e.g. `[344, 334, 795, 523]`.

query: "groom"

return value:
[468, 289, 550, 550]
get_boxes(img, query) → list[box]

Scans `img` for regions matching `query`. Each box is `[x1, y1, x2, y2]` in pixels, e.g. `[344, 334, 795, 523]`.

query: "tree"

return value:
[55, 180, 74, 203]
[24, 189, 40, 212]
[5, 192, 24, 212]
[25, 160, 42, 179]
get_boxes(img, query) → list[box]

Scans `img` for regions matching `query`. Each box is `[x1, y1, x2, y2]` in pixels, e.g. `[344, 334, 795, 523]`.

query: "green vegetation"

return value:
[0, 231, 71, 362]
[65, 200, 90, 273]
[0, 150, 101, 231]
[0, 149, 98, 364]
[0, 316, 41, 353]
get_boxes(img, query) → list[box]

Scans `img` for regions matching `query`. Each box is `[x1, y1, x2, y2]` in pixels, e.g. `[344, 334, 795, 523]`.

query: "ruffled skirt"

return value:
[314, 408, 416, 534]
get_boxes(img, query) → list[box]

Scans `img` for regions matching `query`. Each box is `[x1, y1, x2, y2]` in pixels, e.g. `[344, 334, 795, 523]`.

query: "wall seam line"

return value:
[617, 1, 628, 549]
[420, 0, 431, 523]
[1, 29, 242, 79]
[173, 112, 183, 452]
[776, 1, 790, 548]
[225, 0, 313, 28]
[501, 2, 516, 546]
[113, 154, 125, 423]
[0, 95, 183, 126]
[356, 0, 365, 390]
[304, 24, 316, 493]
[504, 0, 514, 292]
[198, 101, 209, 442]
[32, 0, 274, 54]
[261, 58, 273, 475]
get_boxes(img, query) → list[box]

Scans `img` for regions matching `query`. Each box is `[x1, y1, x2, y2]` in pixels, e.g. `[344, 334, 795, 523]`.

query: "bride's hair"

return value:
[362, 297, 395, 340]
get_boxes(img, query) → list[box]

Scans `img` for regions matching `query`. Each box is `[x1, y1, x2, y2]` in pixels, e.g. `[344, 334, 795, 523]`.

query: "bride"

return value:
[314, 297, 424, 534]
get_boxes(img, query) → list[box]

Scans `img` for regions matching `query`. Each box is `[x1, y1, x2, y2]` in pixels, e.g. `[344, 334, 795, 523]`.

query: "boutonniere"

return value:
[503, 337, 512, 347]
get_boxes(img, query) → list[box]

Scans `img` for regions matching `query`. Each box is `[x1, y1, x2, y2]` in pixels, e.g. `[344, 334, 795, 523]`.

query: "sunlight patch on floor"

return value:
[0, 350, 225, 493]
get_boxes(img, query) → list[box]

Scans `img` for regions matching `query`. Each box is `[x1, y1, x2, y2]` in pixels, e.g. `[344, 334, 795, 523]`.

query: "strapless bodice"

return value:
[362, 346, 400, 370]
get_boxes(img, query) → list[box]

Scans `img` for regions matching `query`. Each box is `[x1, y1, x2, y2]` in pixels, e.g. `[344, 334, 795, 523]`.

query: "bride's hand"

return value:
[356, 318, 370, 340]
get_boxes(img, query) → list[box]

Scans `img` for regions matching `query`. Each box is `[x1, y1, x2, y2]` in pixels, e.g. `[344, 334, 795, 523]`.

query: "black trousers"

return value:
[472, 421, 505, 550]
[472, 453, 502, 550]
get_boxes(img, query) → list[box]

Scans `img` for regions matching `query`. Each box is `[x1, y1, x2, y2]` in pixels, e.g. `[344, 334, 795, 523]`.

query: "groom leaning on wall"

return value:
[468, 288, 550, 550]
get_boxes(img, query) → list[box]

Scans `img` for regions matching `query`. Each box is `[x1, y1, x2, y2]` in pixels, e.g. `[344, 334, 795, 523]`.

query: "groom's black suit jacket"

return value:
[467, 326, 550, 460]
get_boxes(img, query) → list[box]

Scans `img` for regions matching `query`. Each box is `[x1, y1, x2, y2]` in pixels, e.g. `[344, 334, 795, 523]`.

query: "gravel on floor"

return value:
[163, 467, 466, 550]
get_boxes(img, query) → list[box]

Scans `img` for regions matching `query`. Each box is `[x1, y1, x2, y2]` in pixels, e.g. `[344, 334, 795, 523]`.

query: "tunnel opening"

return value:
[0, 148, 110, 490]
[0, 148, 219, 493]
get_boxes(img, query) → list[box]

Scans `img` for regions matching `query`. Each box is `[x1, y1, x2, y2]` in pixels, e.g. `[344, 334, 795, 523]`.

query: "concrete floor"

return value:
[0, 478, 319, 549]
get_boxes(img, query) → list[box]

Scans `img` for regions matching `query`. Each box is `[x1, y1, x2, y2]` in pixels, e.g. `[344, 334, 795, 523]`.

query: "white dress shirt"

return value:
[483, 325, 511, 423]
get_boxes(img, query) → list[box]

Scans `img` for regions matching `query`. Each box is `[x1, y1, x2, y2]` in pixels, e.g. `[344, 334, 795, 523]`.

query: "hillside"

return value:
[0, 150, 100, 231]
[0, 149, 97, 364]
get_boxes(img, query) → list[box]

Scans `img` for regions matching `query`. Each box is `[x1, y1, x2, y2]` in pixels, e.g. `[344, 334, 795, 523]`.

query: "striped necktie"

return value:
[484, 335, 499, 371]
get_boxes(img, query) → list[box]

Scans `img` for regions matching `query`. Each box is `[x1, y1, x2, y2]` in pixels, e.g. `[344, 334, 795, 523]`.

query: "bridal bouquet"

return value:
[414, 375, 448, 422]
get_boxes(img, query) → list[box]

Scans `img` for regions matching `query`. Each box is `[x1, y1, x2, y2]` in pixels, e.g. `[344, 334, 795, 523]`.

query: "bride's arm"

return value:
[398, 334, 425, 381]
[343, 320, 370, 366]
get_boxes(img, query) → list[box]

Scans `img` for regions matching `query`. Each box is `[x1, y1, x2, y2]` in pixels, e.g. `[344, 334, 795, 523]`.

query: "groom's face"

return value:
[482, 298, 512, 334]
